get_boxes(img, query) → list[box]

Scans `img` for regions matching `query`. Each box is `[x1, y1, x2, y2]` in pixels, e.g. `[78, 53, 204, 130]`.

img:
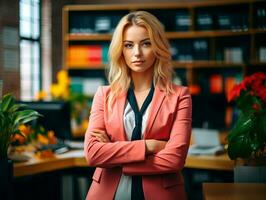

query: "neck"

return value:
[131, 70, 153, 92]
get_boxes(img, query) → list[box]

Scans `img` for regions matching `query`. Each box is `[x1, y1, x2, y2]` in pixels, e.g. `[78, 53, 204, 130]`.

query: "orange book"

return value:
[68, 46, 89, 67]
[209, 74, 223, 94]
[68, 45, 104, 68]
[225, 77, 237, 97]
[188, 85, 201, 95]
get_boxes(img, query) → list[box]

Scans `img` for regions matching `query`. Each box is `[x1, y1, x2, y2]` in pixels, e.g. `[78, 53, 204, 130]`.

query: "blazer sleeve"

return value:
[122, 87, 192, 175]
[84, 86, 146, 168]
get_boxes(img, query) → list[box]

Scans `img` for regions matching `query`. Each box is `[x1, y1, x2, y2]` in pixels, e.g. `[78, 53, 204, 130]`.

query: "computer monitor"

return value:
[19, 101, 72, 140]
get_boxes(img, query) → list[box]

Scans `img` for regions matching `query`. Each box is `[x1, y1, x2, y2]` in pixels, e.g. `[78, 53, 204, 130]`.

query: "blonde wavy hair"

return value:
[108, 11, 174, 107]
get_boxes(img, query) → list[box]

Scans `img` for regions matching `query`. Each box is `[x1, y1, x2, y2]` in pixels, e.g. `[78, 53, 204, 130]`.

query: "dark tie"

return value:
[127, 83, 154, 200]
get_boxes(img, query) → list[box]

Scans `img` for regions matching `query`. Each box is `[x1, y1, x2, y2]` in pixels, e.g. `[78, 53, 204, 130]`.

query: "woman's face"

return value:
[122, 25, 156, 74]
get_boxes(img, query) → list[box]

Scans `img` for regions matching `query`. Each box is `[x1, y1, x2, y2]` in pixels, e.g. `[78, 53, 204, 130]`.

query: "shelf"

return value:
[253, 29, 266, 34]
[173, 61, 245, 68]
[66, 34, 112, 41]
[167, 29, 266, 39]
[64, 1, 257, 11]
[67, 65, 106, 70]
[66, 29, 266, 41]
[66, 61, 248, 70]
[249, 61, 266, 66]
[166, 30, 249, 39]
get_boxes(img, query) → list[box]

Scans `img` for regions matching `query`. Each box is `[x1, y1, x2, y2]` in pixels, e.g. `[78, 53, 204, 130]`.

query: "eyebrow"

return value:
[123, 38, 151, 43]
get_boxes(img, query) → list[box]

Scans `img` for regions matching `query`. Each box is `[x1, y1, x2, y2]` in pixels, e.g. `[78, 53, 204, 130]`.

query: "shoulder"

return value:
[93, 85, 111, 101]
[170, 84, 190, 98]
[167, 84, 192, 110]
[95, 85, 111, 95]
[94, 85, 126, 101]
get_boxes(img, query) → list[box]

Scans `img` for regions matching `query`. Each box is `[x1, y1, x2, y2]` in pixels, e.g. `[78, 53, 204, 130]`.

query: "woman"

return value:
[84, 11, 192, 200]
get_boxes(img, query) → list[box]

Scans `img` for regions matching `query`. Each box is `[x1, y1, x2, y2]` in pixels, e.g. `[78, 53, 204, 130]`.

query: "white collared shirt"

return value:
[114, 101, 150, 200]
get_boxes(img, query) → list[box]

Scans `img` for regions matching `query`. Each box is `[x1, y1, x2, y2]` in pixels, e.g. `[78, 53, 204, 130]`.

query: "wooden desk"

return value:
[14, 150, 234, 177]
[186, 154, 234, 171]
[203, 183, 266, 200]
[13, 150, 87, 177]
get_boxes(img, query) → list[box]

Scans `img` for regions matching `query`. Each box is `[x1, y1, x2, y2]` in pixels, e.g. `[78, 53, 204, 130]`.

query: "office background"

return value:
[1, 0, 266, 200]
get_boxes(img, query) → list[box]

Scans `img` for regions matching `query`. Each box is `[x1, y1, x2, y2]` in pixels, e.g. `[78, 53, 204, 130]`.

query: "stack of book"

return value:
[69, 14, 123, 34]
[193, 39, 209, 60]
[256, 7, 266, 29]
[224, 47, 243, 63]
[217, 11, 248, 31]
[70, 77, 105, 96]
[259, 47, 266, 62]
[67, 45, 108, 68]
[171, 39, 209, 61]
[196, 11, 214, 30]
[175, 11, 191, 31]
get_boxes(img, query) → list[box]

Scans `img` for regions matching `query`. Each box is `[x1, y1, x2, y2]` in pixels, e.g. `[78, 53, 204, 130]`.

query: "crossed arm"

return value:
[84, 86, 192, 175]
[91, 129, 167, 155]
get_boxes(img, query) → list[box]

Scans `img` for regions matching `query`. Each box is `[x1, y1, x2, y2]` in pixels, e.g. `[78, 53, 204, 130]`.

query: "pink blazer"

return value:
[84, 84, 192, 200]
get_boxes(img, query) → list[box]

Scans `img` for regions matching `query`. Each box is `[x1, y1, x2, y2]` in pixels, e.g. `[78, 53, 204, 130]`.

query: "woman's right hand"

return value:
[91, 129, 111, 143]
[145, 140, 167, 155]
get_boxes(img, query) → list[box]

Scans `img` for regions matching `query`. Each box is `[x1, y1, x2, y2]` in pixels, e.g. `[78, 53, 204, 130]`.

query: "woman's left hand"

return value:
[91, 129, 111, 143]
[145, 140, 167, 155]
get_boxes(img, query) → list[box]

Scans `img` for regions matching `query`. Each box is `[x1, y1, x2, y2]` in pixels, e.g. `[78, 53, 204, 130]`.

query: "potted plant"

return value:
[0, 94, 41, 158]
[0, 93, 40, 199]
[227, 72, 266, 182]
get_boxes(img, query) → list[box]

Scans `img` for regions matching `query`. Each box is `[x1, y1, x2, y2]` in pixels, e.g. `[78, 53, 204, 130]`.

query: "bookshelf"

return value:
[62, 1, 266, 129]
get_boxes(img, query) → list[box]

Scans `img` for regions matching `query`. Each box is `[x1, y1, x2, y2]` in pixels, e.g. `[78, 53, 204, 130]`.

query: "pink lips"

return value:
[132, 60, 144, 65]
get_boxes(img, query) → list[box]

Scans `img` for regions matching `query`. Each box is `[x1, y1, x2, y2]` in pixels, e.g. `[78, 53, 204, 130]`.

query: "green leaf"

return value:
[249, 130, 262, 151]
[227, 134, 253, 159]
[227, 111, 257, 159]
[13, 110, 41, 125]
[9, 103, 26, 113]
[228, 112, 255, 142]
[18, 115, 40, 125]
[236, 93, 259, 115]
[0, 94, 15, 112]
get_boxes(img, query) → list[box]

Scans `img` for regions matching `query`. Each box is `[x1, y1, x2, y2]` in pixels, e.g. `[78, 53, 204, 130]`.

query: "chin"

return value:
[129, 64, 154, 74]
[131, 68, 148, 73]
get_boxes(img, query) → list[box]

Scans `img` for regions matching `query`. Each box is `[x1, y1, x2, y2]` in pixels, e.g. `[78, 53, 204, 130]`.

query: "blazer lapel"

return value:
[115, 92, 127, 141]
[145, 85, 166, 138]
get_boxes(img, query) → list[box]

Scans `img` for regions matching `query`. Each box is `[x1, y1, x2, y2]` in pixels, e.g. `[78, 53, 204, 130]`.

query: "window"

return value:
[20, 0, 41, 100]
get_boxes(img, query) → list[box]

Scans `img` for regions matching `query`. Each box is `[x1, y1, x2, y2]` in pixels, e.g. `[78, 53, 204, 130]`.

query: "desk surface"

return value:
[186, 153, 234, 171]
[13, 150, 234, 177]
[203, 183, 266, 200]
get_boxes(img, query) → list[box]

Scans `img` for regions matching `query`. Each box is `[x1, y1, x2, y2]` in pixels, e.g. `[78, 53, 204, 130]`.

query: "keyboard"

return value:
[39, 140, 70, 154]
[64, 140, 84, 149]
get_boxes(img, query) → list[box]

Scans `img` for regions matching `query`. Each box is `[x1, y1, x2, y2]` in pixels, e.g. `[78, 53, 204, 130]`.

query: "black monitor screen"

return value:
[20, 101, 72, 140]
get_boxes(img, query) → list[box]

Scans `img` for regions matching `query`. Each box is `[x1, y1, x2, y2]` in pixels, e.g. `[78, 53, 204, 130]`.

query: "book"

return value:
[196, 11, 213, 30]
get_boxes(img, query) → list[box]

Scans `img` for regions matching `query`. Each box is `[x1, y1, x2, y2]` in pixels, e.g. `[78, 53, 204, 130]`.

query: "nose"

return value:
[133, 45, 141, 57]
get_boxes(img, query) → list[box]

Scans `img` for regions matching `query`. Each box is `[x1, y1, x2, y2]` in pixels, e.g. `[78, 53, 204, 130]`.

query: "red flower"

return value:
[228, 72, 266, 105]
[227, 82, 246, 102]
[256, 86, 266, 102]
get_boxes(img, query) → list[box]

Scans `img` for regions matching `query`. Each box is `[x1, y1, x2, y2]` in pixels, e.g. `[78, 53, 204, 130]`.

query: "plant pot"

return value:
[234, 156, 266, 183]
[0, 157, 13, 200]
